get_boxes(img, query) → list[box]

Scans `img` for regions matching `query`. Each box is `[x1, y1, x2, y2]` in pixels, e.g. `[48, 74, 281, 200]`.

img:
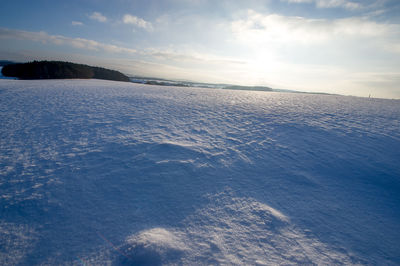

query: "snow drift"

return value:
[0, 79, 399, 265]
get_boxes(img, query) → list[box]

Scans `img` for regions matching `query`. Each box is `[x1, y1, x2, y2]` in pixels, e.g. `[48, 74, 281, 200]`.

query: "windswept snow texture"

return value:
[0, 79, 399, 265]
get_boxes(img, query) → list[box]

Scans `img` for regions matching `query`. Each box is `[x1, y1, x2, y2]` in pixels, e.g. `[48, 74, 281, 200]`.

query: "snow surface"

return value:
[0, 79, 399, 265]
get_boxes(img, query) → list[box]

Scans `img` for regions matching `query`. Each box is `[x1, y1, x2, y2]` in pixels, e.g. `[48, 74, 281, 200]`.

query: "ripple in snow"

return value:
[110, 190, 358, 265]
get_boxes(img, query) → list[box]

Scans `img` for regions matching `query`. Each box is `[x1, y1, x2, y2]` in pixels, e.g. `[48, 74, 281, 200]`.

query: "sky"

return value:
[1, 0, 400, 98]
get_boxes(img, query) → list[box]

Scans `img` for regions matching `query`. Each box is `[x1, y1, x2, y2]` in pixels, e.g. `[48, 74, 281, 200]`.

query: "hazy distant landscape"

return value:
[1, 60, 327, 95]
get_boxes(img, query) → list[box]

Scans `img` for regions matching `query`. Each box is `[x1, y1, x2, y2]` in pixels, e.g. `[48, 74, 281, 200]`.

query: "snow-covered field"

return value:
[0, 79, 399, 265]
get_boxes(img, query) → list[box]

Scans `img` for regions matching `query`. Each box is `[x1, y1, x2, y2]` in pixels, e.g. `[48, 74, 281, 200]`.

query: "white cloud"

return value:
[316, 0, 361, 9]
[123, 14, 153, 31]
[0, 27, 241, 66]
[227, 10, 400, 97]
[144, 47, 246, 66]
[284, 0, 362, 10]
[285, 0, 313, 3]
[71, 21, 83, 26]
[231, 10, 399, 46]
[0, 28, 136, 54]
[89, 12, 107, 23]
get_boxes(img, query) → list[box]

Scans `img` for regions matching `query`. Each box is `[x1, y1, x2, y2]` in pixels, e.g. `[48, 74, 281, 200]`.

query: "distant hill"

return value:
[223, 85, 273, 92]
[1, 61, 130, 82]
[144, 80, 189, 87]
[130, 76, 275, 92]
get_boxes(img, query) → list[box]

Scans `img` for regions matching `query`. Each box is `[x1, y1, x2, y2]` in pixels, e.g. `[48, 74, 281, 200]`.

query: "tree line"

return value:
[1, 61, 130, 82]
